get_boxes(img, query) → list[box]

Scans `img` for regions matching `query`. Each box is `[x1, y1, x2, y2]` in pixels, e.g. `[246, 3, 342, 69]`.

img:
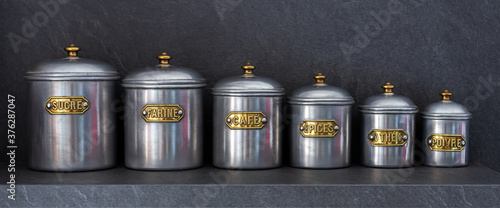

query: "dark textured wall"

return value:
[1, 0, 499, 172]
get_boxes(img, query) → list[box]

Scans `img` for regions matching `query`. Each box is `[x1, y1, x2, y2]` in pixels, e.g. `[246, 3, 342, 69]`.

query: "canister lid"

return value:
[211, 62, 285, 96]
[122, 52, 206, 89]
[421, 90, 472, 120]
[359, 82, 418, 114]
[24, 44, 120, 81]
[288, 73, 354, 105]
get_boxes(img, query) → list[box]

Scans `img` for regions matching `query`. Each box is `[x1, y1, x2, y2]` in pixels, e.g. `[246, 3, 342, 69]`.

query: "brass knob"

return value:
[440, 90, 452, 101]
[64, 44, 79, 57]
[314, 73, 326, 84]
[242, 61, 255, 75]
[382, 82, 394, 94]
[158, 52, 171, 66]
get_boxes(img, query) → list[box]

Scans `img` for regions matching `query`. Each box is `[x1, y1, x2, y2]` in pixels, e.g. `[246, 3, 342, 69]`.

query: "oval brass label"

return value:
[45, 96, 90, 115]
[225, 112, 267, 129]
[427, 134, 466, 152]
[368, 129, 408, 146]
[141, 104, 184, 123]
[299, 120, 339, 138]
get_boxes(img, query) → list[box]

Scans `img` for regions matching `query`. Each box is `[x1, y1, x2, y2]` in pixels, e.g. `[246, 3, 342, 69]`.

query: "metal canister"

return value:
[421, 90, 471, 167]
[122, 52, 206, 170]
[359, 82, 418, 168]
[288, 73, 354, 168]
[25, 44, 120, 171]
[212, 62, 285, 169]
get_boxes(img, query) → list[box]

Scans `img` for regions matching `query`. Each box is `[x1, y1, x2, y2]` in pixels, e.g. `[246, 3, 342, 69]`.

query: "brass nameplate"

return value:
[427, 134, 466, 152]
[368, 129, 408, 146]
[141, 104, 184, 122]
[225, 112, 267, 129]
[299, 120, 339, 138]
[45, 96, 90, 115]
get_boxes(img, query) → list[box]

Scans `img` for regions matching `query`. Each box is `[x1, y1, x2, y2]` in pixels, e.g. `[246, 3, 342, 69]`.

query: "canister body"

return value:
[124, 88, 203, 170]
[361, 113, 415, 168]
[213, 96, 283, 169]
[289, 104, 351, 168]
[422, 119, 469, 167]
[28, 80, 117, 171]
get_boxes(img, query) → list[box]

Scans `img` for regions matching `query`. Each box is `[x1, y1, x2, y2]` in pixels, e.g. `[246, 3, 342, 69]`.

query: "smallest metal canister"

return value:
[421, 90, 472, 167]
[288, 73, 354, 169]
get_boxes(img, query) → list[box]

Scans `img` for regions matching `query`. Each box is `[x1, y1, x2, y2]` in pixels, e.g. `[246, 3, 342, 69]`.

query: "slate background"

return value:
[1, 0, 499, 172]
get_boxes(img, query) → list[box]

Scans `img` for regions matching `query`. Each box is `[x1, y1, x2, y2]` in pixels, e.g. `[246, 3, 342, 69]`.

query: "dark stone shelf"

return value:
[11, 163, 500, 185]
[2, 163, 500, 206]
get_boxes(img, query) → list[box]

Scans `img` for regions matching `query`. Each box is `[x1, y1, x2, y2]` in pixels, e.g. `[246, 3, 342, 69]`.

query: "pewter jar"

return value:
[122, 52, 206, 170]
[25, 44, 120, 171]
[421, 90, 471, 167]
[288, 73, 354, 169]
[212, 62, 285, 169]
[359, 82, 418, 168]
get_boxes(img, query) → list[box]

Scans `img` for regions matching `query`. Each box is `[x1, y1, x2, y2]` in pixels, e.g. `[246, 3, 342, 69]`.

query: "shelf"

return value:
[2, 163, 500, 206]
[10, 163, 500, 185]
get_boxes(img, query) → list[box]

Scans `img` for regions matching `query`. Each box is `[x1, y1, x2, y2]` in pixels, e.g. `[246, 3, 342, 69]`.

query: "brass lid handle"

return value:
[64, 44, 79, 57]
[440, 90, 452, 101]
[382, 82, 394, 94]
[314, 73, 326, 84]
[158, 52, 171, 67]
[242, 61, 255, 75]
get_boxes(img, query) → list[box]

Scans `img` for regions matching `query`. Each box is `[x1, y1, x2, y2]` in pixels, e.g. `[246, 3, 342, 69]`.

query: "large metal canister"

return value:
[421, 90, 471, 167]
[122, 52, 206, 170]
[25, 44, 120, 171]
[288, 73, 354, 168]
[359, 82, 418, 168]
[212, 62, 285, 169]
